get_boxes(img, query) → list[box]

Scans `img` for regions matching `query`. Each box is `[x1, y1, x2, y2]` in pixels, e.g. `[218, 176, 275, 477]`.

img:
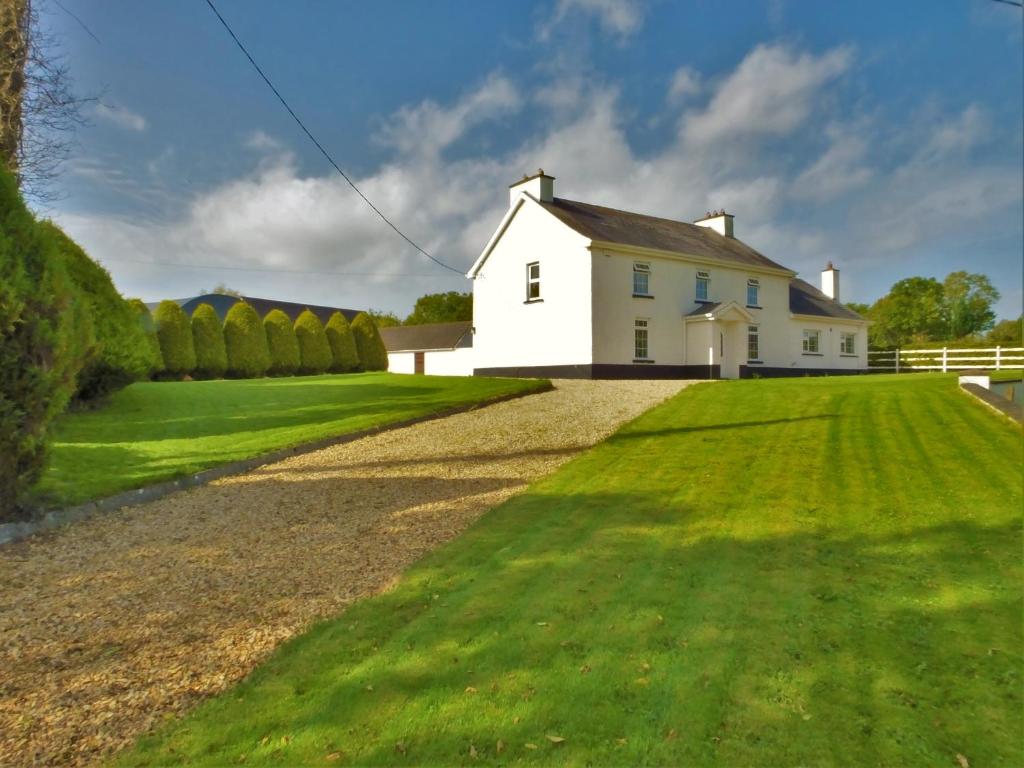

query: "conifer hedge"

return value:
[351, 312, 389, 371]
[264, 309, 300, 375]
[191, 303, 228, 378]
[44, 223, 153, 401]
[294, 310, 333, 374]
[154, 300, 196, 377]
[128, 299, 163, 376]
[0, 171, 91, 521]
[325, 311, 360, 372]
[223, 301, 270, 378]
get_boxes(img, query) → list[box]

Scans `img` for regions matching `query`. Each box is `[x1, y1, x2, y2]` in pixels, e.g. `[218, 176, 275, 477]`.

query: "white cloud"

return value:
[683, 44, 852, 147]
[245, 130, 283, 152]
[94, 102, 147, 132]
[538, 0, 646, 42]
[56, 43, 1021, 316]
[667, 67, 700, 103]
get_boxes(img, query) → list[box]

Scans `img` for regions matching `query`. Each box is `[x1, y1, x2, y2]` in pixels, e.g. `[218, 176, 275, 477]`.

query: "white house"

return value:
[381, 321, 474, 376]
[467, 170, 869, 379]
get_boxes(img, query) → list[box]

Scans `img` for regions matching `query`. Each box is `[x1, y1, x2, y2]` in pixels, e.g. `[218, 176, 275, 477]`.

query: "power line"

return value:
[202, 0, 465, 276]
[99, 256, 455, 279]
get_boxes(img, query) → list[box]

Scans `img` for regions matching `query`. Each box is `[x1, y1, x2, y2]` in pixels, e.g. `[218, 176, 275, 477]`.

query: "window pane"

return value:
[635, 329, 648, 359]
[528, 282, 540, 299]
[529, 263, 539, 279]
[696, 277, 708, 301]
[747, 285, 758, 306]
[633, 271, 649, 294]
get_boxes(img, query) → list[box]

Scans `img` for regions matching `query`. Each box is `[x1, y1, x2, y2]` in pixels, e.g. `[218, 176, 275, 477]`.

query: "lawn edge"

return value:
[1, 378, 554, 546]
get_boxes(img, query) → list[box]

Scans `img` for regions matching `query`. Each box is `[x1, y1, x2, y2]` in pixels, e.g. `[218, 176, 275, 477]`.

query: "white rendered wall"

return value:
[591, 250, 793, 367]
[785, 319, 868, 370]
[425, 347, 475, 376]
[387, 351, 416, 374]
[472, 199, 594, 370]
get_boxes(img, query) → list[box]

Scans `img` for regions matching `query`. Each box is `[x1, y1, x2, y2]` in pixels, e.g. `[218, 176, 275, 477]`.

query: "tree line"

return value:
[368, 291, 472, 328]
[846, 271, 1020, 348]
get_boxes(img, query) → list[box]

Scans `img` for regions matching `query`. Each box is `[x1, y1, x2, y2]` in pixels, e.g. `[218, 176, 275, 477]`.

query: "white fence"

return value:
[868, 346, 1024, 372]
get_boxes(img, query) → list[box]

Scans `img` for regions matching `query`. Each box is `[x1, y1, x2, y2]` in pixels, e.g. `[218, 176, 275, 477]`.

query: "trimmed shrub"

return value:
[264, 309, 300, 375]
[0, 170, 91, 521]
[351, 312, 389, 371]
[325, 311, 359, 372]
[128, 298, 164, 375]
[191, 303, 228, 378]
[154, 300, 196, 377]
[43, 223, 153, 401]
[294, 310, 333, 375]
[223, 301, 270, 378]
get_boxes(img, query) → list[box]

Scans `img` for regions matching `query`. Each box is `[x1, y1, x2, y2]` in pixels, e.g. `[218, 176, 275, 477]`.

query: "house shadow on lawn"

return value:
[127, 489, 1023, 768]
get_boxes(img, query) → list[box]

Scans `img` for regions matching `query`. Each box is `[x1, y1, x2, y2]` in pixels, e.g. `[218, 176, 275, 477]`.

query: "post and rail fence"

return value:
[868, 346, 1024, 373]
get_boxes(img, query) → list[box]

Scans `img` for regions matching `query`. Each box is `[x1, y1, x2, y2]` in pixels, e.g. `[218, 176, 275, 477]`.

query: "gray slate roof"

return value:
[149, 294, 361, 325]
[789, 279, 864, 321]
[380, 321, 473, 352]
[538, 198, 793, 273]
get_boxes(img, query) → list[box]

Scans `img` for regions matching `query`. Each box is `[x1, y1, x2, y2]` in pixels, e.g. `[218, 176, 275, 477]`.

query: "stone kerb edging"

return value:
[0, 382, 554, 546]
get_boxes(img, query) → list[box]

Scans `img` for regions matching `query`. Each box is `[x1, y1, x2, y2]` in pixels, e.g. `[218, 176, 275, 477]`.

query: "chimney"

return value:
[821, 261, 839, 301]
[509, 169, 554, 206]
[694, 209, 734, 238]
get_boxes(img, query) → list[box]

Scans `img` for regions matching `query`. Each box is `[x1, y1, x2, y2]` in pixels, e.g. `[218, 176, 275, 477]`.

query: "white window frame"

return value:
[696, 270, 710, 302]
[634, 318, 650, 361]
[747, 325, 760, 362]
[526, 262, 541, 301]
[746, 278, 760, 307]
[633, 262, 651, 296]
[840, 331, 856, 355]
[802, 329, 821, 354]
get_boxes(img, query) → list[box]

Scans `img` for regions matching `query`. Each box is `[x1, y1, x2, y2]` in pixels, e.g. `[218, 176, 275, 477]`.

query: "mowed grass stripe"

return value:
[122, 374, 1022, 767]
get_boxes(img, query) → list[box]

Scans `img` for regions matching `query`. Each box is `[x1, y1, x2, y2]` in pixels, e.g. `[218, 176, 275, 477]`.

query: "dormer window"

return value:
[746, 278, 760, 307]
[632, 262, 651, 296]
[526, 262, 541, 302]
[696, 271, 710, 302]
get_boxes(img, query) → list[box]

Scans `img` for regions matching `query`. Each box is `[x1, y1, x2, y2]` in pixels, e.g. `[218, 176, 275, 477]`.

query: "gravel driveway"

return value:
[0, 379, 692, 766]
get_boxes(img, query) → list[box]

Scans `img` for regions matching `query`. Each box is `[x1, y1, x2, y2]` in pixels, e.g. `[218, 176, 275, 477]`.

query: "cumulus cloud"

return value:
[667, 67, 701, 103]
[538, 0, 646, 41]
[57, 42, 1021, 315]
[683, 44, 851, 147]
[94, 102, 147, 132]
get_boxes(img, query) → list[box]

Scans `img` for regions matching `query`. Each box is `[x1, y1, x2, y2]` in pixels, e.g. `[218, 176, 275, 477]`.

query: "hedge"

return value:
[294, 310, 333, 374]
[325, 311, 359, 372]
[223, 301, 270, 378]
[351, 312, 388, 371]
[191, 303, 228, 378]
[43, 223, 153, 401]
[154, 300, 196, 377]
[264, 309, 300, 375]
[128, 298, 164, 376]
[0, 170, 91, 521]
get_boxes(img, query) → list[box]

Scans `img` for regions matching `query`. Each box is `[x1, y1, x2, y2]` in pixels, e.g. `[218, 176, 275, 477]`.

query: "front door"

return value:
[719, 324, 740, 379]
[414, 352, 425, 374]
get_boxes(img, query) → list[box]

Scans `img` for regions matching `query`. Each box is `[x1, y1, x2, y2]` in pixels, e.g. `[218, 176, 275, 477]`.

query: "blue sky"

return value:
[41, 0, 1023, 319]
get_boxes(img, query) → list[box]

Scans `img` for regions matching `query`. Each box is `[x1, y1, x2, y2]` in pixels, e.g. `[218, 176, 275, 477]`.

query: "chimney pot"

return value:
[694, 209, 735, 238]
[508, 169, 555, 206]
[821, 262, 840, 301]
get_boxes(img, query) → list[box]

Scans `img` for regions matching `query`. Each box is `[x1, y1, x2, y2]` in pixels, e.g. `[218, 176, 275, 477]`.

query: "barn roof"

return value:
[380, 321, 473, 352]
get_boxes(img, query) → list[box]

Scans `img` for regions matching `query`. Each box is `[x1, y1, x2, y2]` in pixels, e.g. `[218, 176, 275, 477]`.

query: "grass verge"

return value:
[122, 374, 1022, 766]
[35, 373, 547, 507]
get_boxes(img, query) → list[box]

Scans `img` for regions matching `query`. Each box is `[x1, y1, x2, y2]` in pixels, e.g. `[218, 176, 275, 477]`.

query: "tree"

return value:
[0, 169, 89, 520]
[264, 309, 300, 375]
[325, 311, 359, 372]
[191, 303, 228, 378]
[404, 291, 472, 326]
[223, 301, 270, 378]
[200, 283, 243, 298]
[153, 300, 196, 377]
[987, 315, 1022, 345]
[351, 312, 388, 371]
[1, 0, 90, 200]
[844, 302, 871, 318]
[128, 298, 163, 376]
[867, 277, 946, 347]
[943, 271, 999, 340]
[44, 222, 153, 401]
[366, 308, 401, 328]
[294, 310, 332, 374]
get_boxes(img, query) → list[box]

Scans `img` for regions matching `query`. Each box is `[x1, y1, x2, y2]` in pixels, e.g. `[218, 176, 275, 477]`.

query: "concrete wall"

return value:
[472, 198, 594, 370]
[387, 351, 416, 374]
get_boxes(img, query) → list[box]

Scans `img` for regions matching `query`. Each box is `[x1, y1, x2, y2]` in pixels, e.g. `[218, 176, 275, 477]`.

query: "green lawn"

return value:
[123, 374, 1023, 767]
[989, 369, 1023, 383]
[35, 373, 547, 507]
